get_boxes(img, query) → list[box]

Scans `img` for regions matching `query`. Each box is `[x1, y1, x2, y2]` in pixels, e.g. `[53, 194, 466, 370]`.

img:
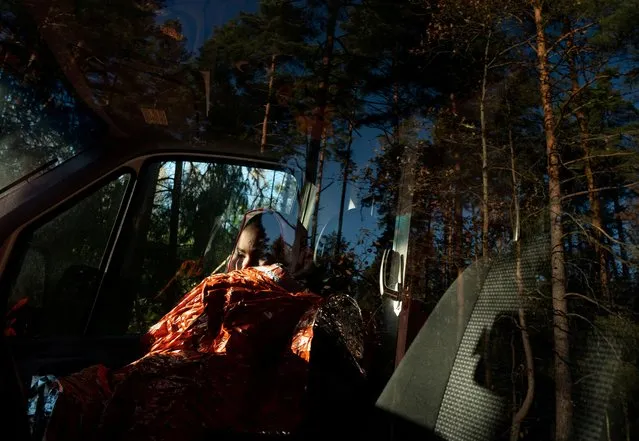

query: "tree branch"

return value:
[547, 22, 596, 55]
[562, 152, 636, 166]
[561, 181, 639, 201]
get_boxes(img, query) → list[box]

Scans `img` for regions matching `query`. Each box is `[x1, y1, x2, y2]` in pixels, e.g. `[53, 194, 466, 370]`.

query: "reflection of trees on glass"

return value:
[128, 160, 299, 332]
[194, 1, 639, 439]
[0, 1, 108, 189]
[9, 174, 130, 336]
[50, 0, 197, 135]
[3, 0, 639, 437]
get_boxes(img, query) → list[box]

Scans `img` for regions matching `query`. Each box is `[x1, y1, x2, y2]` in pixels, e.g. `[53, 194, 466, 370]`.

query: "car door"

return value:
[87, 157, 300, 337]
[2, 169, 142, 382]
[1, 153, 297, 383]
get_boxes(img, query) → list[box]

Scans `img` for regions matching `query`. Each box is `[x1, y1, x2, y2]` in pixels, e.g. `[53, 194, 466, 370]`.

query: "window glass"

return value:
[5, 0, 639, 439]
[0, 3, 108, 192]
[7, 173, 130, 337]
[125, 160, 299, 333]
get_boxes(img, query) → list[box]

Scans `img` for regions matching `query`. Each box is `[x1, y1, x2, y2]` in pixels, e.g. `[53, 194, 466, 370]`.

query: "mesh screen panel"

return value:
[572, 326, 623, 441]
[435, 239, 550, 441]
[379, 235, 627, 441]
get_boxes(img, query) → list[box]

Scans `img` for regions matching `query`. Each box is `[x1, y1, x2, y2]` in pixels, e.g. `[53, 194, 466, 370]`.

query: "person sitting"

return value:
[32, 208, 366, 441]
[227, 208, 294, 271]
[226, 208, 316, 292]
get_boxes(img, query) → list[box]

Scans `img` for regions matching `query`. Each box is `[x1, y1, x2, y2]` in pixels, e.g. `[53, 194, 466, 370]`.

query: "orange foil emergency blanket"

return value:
[44, 265, 324, 441]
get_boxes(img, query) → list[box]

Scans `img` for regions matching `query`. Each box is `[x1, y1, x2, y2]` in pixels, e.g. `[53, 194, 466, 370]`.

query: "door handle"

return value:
[379, 248, 404, 301]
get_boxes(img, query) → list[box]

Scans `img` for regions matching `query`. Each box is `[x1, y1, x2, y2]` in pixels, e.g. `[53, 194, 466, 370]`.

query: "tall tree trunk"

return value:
[613, 190, 629, 278]
[311, 135, 327, 248]
[508, 104, 535, 441]
[167, 160, 183, 307]
[533, 5, 573, 441]
[336, 120, 353, 257]
[306, 0, 338, 186]
[564, 19, 610, 303]
[169, 161, 183, 268]
[392, 39, 401, 144]
[261, 54, 277, 153]
[480, 31, 492, 260]
[393, 81, 400, 145]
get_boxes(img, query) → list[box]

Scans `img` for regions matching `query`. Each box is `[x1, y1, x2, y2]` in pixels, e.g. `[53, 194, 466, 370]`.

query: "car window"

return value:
[6, 173, 131, 337]
[103, 160, 300, 334]
[3, 1, 639, 440]
[0, 2, 108, 193]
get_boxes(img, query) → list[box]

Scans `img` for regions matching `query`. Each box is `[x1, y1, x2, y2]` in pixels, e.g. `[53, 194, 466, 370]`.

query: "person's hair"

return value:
[230, 210, 292, 269]
[243, 213, 266, 239]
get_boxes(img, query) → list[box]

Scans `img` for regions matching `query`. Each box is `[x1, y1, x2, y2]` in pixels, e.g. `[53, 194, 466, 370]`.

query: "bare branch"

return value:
[562, 152, 637, 166]
[556, 74, 611, 126]
[564, 292, 614, 314]
[488, 35, 537, 69]
[547, 22, 596, 55]
[561, 181, 639, 201]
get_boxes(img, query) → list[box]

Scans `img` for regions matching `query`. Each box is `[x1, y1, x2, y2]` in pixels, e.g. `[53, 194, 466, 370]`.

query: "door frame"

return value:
[0, 140, 284, 316]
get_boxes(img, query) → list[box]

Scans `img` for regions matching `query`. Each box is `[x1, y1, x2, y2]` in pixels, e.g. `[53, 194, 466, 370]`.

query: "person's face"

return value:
[232, 224, 271, 270]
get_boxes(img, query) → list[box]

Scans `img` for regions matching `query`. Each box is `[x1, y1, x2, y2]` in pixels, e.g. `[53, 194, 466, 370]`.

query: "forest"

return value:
[1, 0, 639, 440]
[196, 4, 639, 438]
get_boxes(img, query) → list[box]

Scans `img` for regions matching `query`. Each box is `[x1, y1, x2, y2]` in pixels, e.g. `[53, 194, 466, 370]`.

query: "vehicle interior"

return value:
[1, 1, 638, 441]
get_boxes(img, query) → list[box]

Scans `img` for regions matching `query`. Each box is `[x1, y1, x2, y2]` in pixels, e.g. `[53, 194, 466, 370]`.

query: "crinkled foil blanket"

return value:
[29, 267, 365, 441]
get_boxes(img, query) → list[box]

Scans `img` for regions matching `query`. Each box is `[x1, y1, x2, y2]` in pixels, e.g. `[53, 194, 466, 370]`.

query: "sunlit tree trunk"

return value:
[533, 4, 573, 441]
[480, 31, 491, 260]
[564, 19, 610, 303]
[261, 54, 277, 153]
[311, 135, 327, 248]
